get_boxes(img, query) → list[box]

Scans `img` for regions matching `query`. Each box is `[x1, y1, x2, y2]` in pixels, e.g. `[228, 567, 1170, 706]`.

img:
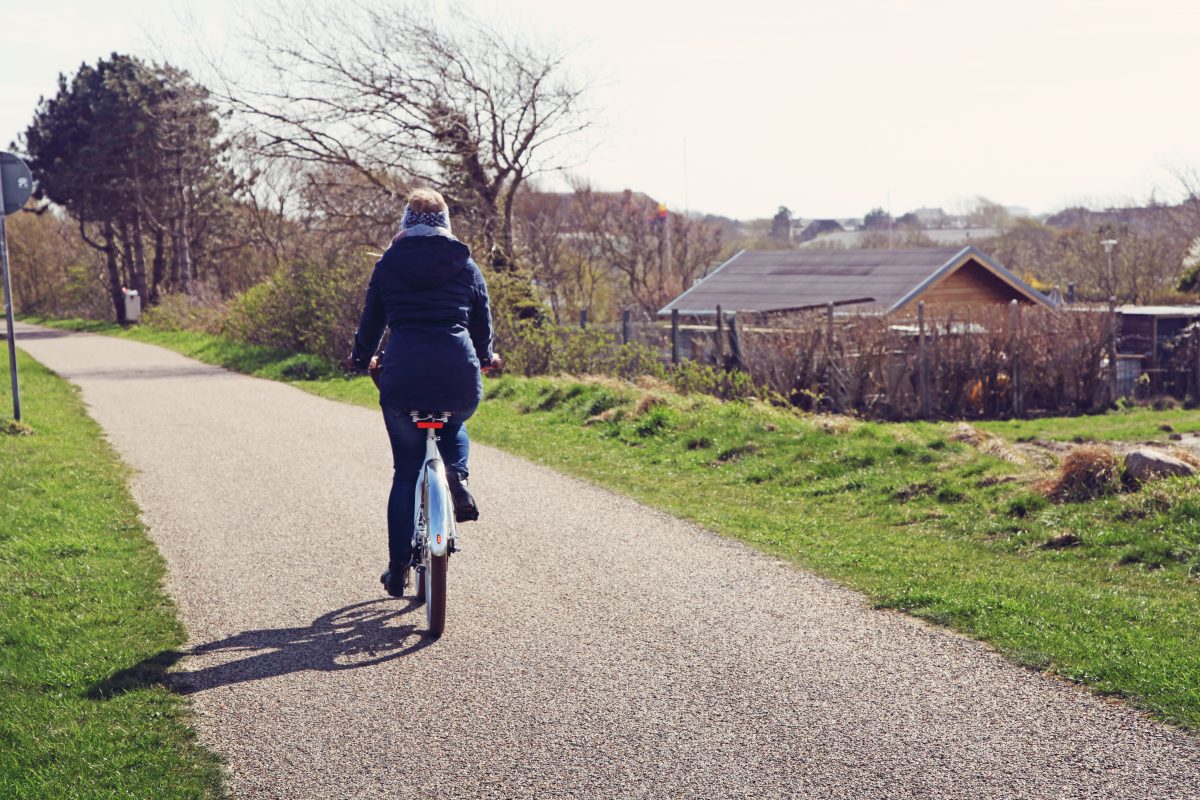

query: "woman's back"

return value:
[354, 235, 493, 410]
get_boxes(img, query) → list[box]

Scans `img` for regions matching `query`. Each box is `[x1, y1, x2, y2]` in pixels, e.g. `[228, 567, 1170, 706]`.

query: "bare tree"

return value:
[514, 186, 627, 323]
[221, 1, 591, 271]
[572, 184, 723, 316]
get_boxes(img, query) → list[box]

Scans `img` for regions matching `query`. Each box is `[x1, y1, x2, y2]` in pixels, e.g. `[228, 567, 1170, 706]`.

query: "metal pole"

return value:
[0, 181, 21, 422]
[1108, 296, 1119, 404]
[664, 210, 672, 281]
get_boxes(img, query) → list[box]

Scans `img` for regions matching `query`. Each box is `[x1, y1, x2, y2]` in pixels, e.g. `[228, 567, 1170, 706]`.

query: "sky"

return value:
[3, 0, 1199, 221]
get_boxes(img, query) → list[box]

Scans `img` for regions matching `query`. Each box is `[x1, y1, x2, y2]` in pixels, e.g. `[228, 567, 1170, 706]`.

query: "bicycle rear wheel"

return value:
[425, 554, 447, 637]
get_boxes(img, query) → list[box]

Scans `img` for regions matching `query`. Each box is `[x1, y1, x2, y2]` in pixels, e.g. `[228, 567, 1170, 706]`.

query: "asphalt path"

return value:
[12, 322, 1200, 799]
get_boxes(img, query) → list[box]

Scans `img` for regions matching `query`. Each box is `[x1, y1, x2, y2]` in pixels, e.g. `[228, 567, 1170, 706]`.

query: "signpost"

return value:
[1, 151, 34, 421]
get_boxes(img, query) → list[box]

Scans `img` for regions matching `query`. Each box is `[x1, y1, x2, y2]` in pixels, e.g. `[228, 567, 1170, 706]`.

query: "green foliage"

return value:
[1180, 263, 1200, 294]
[669, 359, 757, 399]
[0, 352, 223, 798]
[224, 257, 372, 362]
[499, 317, 669, 381]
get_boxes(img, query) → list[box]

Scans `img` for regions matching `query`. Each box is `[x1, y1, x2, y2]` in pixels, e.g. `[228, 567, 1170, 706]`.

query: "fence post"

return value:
[671, 308, 680, 365]
[825, 302, 835, 355]
[621, 309, 631, 345]
[579, 309, 588, 330]
[728, 312, 742, 371]
[715, 304, 724, 366]
[918, 301, 930, 418]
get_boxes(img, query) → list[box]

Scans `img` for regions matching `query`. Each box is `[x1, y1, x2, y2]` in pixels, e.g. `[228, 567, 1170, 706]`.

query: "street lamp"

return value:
[1101, 238, 1118, 297]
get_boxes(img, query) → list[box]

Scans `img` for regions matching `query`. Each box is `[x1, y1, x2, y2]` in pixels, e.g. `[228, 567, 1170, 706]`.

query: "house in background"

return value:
[798, 228, 1000, 249]
[658, 246, 1053, 318]
[1113, 305, 1200, 396]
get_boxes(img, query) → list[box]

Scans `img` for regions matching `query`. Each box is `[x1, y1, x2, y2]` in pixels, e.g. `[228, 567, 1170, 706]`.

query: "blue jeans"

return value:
[381, 405, 475, 568]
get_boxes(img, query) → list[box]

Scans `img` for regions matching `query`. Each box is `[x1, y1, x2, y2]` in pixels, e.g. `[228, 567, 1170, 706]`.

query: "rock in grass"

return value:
[1124, 448, 1197, 483]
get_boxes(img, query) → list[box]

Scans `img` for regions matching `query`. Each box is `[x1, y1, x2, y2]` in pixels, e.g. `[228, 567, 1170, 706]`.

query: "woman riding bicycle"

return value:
[345, 188, 500, 597]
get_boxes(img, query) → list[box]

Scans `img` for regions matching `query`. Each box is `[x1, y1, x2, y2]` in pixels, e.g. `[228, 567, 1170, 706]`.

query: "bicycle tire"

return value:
[425, 554, 448, 637]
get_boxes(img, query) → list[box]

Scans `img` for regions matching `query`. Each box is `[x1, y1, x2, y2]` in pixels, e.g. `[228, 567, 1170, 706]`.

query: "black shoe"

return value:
[447, 472, 479, 522]
[380, 567, 408, 598]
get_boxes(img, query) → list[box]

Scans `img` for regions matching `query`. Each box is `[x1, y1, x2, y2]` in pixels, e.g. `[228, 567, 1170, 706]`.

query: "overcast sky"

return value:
[3, 0, 1198, 220]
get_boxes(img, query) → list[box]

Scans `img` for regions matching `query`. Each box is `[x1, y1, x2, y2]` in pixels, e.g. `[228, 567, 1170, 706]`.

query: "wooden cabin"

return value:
[658, 246, 1053, 318]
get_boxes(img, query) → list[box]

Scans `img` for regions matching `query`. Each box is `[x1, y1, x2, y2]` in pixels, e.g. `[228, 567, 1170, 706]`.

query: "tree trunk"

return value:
[118, 219, 135, 294]
[497, 177, 522, 271]
[176, 161, 193, 294]
[169, 224, 181, 288]
[151, 227, 166, 304]
[131, 207, 149, 305]
[104, 222, 127, 325]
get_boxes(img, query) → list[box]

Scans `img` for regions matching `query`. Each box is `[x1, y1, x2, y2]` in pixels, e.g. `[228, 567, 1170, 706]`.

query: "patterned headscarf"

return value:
[401, 205, 451, 231]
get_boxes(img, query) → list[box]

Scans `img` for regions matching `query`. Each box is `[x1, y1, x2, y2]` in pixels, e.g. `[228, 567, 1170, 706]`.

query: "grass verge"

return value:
[24, 318, 1200, 732]
[1, 348, 225, 799]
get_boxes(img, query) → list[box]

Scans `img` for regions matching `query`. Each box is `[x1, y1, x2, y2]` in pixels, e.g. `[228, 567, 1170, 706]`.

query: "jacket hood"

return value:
[379, 235, 472, 290]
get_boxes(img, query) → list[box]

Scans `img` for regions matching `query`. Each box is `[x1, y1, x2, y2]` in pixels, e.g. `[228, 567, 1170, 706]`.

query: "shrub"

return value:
[223, 257, 371, 363]
[497, 317, 671, 382]
[1040, 445, 1123, 503]
[738, 306, 1113, 420]
[669, 360, 757, 400]
[141, 290, 228, 334]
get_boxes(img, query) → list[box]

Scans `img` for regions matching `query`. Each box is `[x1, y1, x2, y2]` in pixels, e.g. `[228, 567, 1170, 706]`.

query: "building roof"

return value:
[658, 246, 1052, 316]
[798, 228, 999, 248]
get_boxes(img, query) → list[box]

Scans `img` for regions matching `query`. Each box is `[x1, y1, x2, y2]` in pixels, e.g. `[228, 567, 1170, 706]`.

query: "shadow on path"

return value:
[90, 599, 428, 699]
[55, 365, 227, 381]
[7, 328, 73, 340]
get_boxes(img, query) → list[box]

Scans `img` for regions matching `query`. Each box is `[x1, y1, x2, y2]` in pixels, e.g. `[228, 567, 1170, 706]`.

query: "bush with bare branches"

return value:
[738, 306, 1114, 420]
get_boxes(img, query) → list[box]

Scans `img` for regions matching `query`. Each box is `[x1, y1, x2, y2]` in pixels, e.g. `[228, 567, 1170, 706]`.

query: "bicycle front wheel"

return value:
[425, 554, 447, 638]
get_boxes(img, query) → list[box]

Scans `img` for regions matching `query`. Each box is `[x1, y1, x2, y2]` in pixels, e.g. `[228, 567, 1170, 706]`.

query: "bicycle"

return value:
[404, 410, 457, 638]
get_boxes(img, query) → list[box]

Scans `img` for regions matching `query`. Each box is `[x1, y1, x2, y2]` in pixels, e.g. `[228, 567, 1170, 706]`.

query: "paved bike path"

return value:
[13, 322, 1200, 799]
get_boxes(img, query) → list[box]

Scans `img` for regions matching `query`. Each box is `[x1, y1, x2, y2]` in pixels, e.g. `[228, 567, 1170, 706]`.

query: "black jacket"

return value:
[350, 235, 493, 410]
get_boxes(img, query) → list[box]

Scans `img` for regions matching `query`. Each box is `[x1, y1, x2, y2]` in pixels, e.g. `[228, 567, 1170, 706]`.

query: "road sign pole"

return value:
[0, 152, 33, 423]
[0, 198, 20, 422]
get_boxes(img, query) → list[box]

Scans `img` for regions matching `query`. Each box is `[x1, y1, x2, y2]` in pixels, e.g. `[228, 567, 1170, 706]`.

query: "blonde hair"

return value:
[407, 187, 447, 214]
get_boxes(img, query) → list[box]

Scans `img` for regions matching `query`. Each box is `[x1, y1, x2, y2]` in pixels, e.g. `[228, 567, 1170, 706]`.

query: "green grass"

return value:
[0, 349, 225, 799]
[977, 403, 1200, 444]
[23, 318, 1200, 732]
